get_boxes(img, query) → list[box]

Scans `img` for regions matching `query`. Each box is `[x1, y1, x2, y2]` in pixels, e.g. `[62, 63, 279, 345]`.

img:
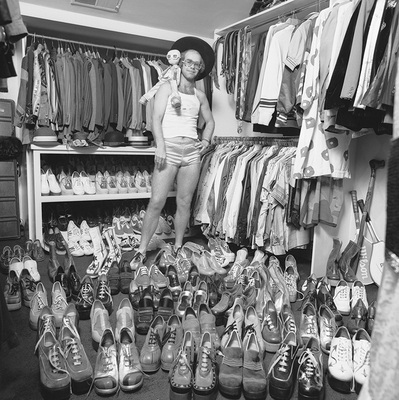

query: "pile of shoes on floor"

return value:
[1, 233, 376, 399]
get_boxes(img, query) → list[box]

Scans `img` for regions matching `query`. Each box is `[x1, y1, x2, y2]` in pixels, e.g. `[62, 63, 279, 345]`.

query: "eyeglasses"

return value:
[182, 59, 203, 71]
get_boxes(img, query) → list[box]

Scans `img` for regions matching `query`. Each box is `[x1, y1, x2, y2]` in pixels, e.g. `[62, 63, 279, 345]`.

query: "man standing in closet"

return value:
[130, 36, 215, 266]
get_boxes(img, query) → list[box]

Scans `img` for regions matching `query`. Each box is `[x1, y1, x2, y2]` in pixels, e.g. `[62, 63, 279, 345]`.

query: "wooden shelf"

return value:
[40, 191, 177, 203]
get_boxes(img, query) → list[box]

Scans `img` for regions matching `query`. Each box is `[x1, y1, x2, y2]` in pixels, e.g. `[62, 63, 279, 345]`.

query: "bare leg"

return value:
[174, 163, 201, 249]
[137, 163, 178, 255]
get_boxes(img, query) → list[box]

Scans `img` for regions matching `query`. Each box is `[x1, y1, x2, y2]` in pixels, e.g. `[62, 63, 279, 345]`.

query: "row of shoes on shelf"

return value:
[40, 167, 155, 196]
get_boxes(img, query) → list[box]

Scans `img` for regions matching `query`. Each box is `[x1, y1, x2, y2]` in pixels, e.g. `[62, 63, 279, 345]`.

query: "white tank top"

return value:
[162, 90, 200, 139]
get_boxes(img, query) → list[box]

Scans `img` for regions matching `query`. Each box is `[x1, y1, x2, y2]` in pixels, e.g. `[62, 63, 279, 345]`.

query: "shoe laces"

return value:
[337, 337, 352, 362]
[121, 344, 134, 368]
[321, 318, 334, 340]
[48, 344, 69, 375]
[223, 320, 238, 337]
[34, 292, 47, 312]
[148, 328, 162, 347]
[268, 343, 290, 374]
[79, 283, 93, 304]
[63, 334, 83, 366]
[101, 346, 116, 373]
[22, 275, 38, 293]
[8, 278, 20, 295]
[304, 315, 317, 336]
[264, 313, 276, 331]
[284, 314, 297, 335]
[199, 347, 212, 373]
[334, 286, 349, 301]
[284, 272, 297, 290]
[298, 349, 320, 379]
[354, 345, 370, 371]
[97, 280, 111, 301]
[227, 262, 243, 280]
[352, 286, 367, 303]
[166, 327, 177, 344]
[35, 315, 56, 354]
[136, 265, 148, 278]
[53, 293, 68, 311]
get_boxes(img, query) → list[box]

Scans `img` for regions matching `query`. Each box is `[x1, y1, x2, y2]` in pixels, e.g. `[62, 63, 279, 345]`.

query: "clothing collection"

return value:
[214, 0, 398, 179]
[14, 40, 170, 144]
[193, 141, 344, 253]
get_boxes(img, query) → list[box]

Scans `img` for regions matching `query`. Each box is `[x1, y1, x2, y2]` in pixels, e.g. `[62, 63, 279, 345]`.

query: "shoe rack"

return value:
[26, 144, 177, 244]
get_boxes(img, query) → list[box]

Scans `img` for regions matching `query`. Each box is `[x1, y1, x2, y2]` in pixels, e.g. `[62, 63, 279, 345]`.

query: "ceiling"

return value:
[20, 0, 255, 53]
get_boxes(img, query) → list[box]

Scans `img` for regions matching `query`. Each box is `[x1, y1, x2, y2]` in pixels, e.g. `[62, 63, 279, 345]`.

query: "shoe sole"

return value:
[94, 384, 118, 396]
[71, 376, 92, 395]
[170, 387, 192, 400]
[219, 383, 241, 399]
[242, 387, 267, 400]
[269, 383, 294, 400]
[120, 376, 144, 392]
[40, 381, 70, 400]
[193, 386, 218, 400]
[141, 361, 160, 373]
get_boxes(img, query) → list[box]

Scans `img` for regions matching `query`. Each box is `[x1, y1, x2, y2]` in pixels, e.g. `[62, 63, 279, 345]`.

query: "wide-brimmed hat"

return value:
[171, 36, 214, 81]
[103, 131, 125, 147]
[32, 127, 59, 146]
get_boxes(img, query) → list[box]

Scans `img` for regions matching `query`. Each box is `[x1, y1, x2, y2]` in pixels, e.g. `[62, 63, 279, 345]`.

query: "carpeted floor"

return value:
[0, 232, 377, 400]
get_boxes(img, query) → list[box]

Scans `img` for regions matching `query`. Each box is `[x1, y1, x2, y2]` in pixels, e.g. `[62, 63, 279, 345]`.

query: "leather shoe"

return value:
[157, 288, 174, 320]
[140, 315, 166, 372]
[193, 332, 218, 398]
[108, 260, 120, 295]
[347, 298, 367, 336]
[136, 287, 154, 335]
[366, 301, 376, 335]
[95, 274, 113, 315]
[120, 259, 134, 294]
[76, 275, 95, 320]
[161, 314, 183, 371]
[262, 300, 282, 353]
[67, 264, 81, 301]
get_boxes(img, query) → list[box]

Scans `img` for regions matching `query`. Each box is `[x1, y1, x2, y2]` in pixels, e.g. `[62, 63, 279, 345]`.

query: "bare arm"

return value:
[197, 89, 215, 150]
[152, 83, 171, 169]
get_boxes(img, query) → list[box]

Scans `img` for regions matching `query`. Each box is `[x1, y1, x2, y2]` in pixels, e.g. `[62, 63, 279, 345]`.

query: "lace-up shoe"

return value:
[76, 275, 94, 320]
[95, 274, 113, 315]
[59, 315, 93, 394]
[169, 330, 195, 398]
[268, 331, 298, 400]
[193, 332, 218, 398]
[299, 302, 319, 344]
[297, 336, 324, 400]
[29, 282, 48, 330]
[182, 306, 201, 350]
[351, 280, 369, 309]
[161, 314, 183, 371]
[20, 268, 38, 307]
[221, 302, 244, 351]
[262, 300, 282, 353]
[242, 330, 267, 399]
[90, 300, 112, 348]
[93, 328, 118, 396]
[333, 280, 350, 315]
[118, 327, 143, 392]
[352, 328, 371, 394]
[219, 328, 243, 398]
[140, 315, 166, 372]
[35, 307, 70, 399]
[51, 281, 68, 328]
[319, 304, 337, 354]
[327, 326, 353, 393]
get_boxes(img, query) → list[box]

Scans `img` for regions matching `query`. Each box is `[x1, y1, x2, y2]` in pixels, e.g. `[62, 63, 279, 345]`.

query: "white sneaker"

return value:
[127, 176, 138, 193]
[327, 326, 353, 393]
[80, 171, 96, 195]
[86, 250, 107, 277]
[60, 175, 74, 195]
[72, 171, 85, 195]
[117, 177, 128, 194]
[107, 176, 118, 194]
[80, 239, 94, 256]
[95, 172, 108, 194]
[80, 220, 92, 242]
[41, 169, 50, 195]
[68, 239, 84, 257]
[134, 171, 147, 193]
[333, 280, 350, 315]
[67, 220, 82, 243]
[9, 256, 24, 279]
[351, 280, 368, 309]
[46, 168, 61, 195]
[22, 255, 41, 282]
[352, 328, 371, 393]
[142, 170, 152, 193]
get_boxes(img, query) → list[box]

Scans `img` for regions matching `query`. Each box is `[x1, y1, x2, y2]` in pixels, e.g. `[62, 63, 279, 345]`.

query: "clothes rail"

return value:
[214, 136, 298, 146]
[27, 33, 166, 58]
